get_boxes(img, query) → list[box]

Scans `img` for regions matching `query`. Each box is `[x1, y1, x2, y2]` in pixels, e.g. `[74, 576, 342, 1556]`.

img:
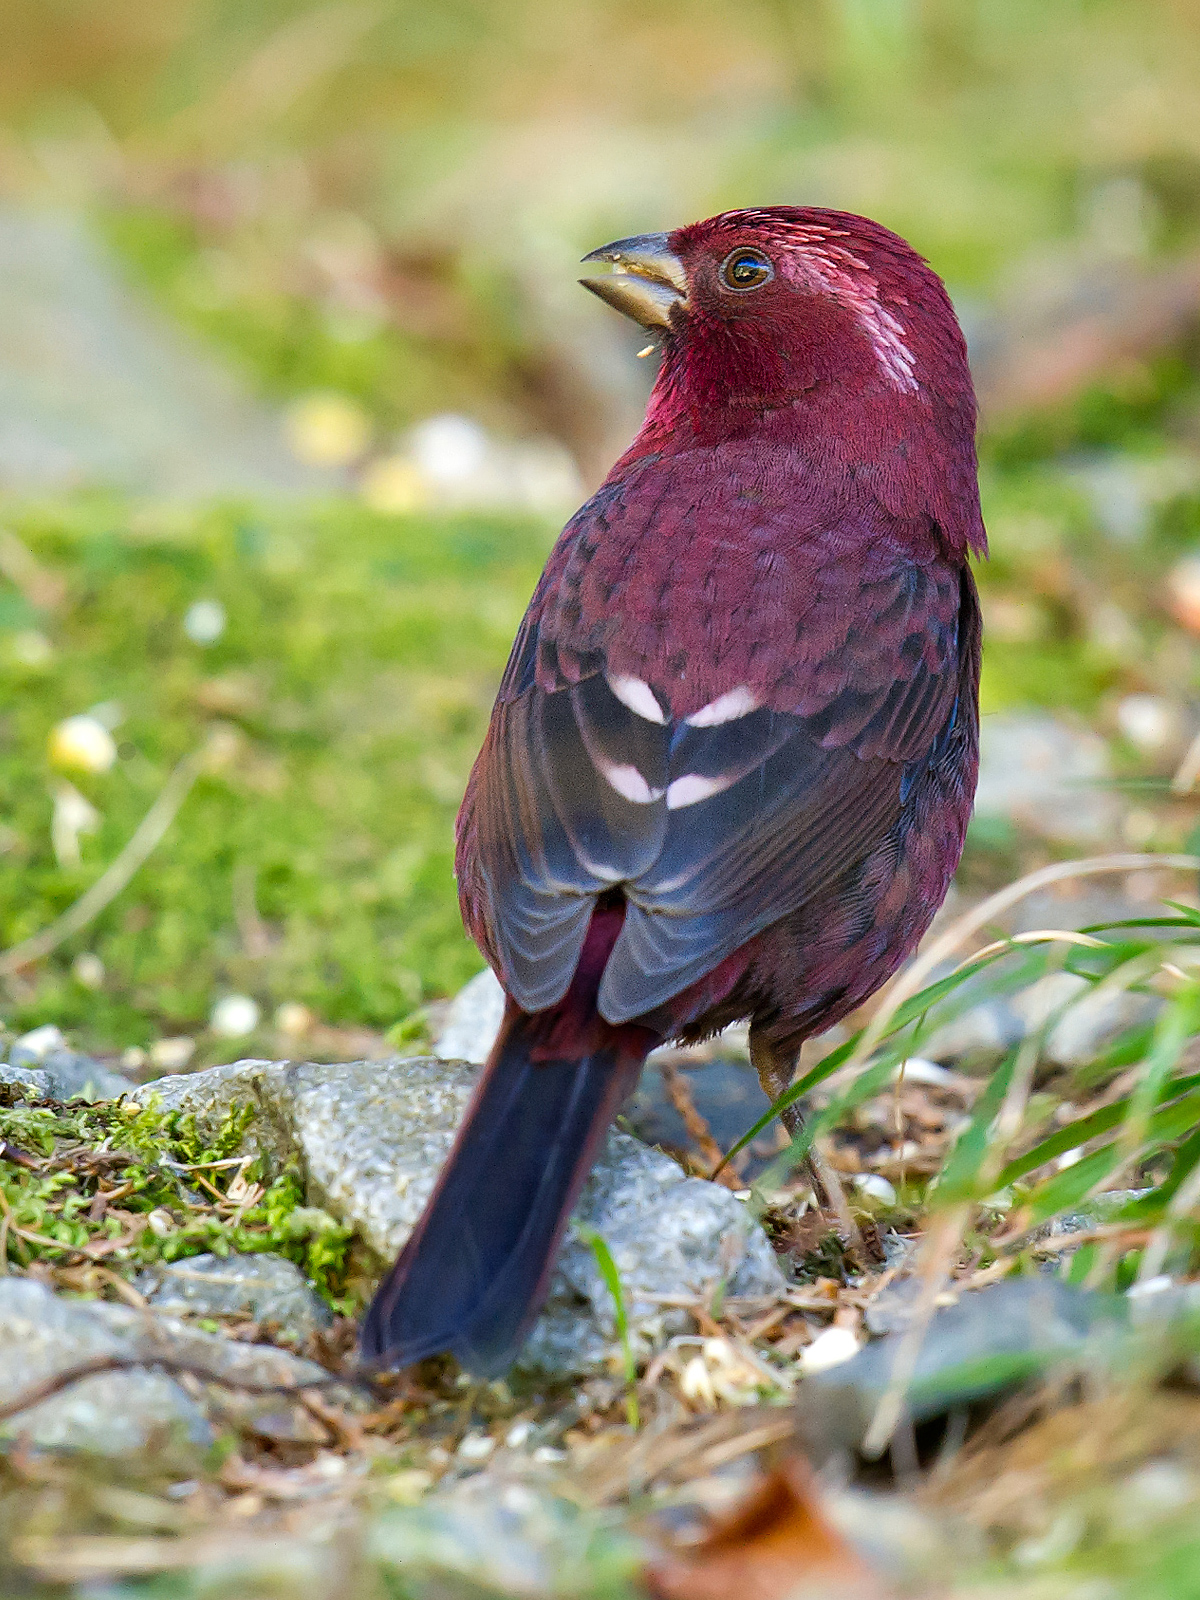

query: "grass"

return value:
[0, 497, 554, 1055]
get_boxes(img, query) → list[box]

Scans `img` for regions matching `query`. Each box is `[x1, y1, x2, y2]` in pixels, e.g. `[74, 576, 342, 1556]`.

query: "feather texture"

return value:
[366, 204, 985, 1375]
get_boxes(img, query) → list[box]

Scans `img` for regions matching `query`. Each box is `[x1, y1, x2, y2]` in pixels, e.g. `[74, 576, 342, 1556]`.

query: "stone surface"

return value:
[133, 1056, 478, 1252]
[0, 206, 333, 498]
[518, 1130, 784, 1378]
[919, 962, 1160, 1069]
[135, 1251, 332, 1338]
[134, 1055, 784, 1377]
[0, 1277, 328, 1459]
[797, 1278, 1125, 1460]
[5, 1025, 135, 1101]
[0, 1062, 49, 1098]
[974, 713, 1119, 844]
[624, 1053, 777, 1178]
[433, 966, 505, 1064]
[133, 1057, 299, 1166]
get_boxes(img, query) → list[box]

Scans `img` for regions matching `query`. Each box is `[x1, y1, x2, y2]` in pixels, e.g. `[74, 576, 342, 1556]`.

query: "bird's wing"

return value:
[465, 490, 972, 1021]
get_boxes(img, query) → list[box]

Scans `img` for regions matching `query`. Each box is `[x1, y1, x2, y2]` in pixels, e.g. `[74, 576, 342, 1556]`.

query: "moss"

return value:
[0, 1089, 355, 1305]
[0, 497, 552, 1051]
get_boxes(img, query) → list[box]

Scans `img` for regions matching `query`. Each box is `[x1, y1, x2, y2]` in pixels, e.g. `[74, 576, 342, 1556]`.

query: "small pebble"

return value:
[1116, 693, 1179, 753]
[49, 714, 117, 774]
[1127, 1275, 1174, 1300]
[853, 1173, 897, 1205]
[457, 1432, 495, 1462]
[71, 952, 104, 990]
[800, 1325, 862, 1375]
[184, 599, 226, 646]
[891, 1056, 956, 1087]
[210, 995, 260, 1038]
[386, 1469, 433, 1504]
[274, 1001, 313, 1038]
[15, 1024, 67, 1060]
[150, 1036, 196, 1071]
[285, 392, 370, 467]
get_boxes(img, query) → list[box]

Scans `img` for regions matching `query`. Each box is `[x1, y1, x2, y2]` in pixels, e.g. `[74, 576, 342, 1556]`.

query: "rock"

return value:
[1035, 981, 1158, 1068]
[974, 713, 1119, 845]
[134, 1057, 299, 1166]
[916, 962, 1027, 1065]
[0, 1277, 329, 1460]
[5, 1025, 135, 1101]
[1030, 1189, 1151, 1248]
[863, 1274, 932, 1337]
[623, 1053, 777, 1178]
[135, 1252, 332, 1339]
[0, 206, 333, 498]
[134, 1056, 784, 1377]
[518, 1130, 784, 1379]
[135, 1056, 479, 1254]
[371, 1473, 641, 1597]
[0, 1063, 49, 1098]
[437, 973, 777, 1171]
[433, 967, 505, 1064]
[919, 957, 1159, 1070]
[1, 1053, 133, 1104]
[797, 1278, 1125, 1461]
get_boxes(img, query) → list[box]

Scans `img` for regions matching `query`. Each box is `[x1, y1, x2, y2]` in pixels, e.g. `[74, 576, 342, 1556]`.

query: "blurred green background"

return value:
[5, 0, 1200, 1065]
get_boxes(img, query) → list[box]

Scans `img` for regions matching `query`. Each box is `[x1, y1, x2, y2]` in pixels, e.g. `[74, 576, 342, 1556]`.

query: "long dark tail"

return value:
[359, 986, 651, 1377]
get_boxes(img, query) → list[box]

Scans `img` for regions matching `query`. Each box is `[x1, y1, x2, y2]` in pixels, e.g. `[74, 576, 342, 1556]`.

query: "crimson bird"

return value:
[360, 207, 985, 1376]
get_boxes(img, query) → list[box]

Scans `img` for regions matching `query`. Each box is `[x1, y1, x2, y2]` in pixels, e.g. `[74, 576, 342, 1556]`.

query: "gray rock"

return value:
[0, 206, 333, 498]
[42, 1052, 134, 1102]
[133, 1057, 298, 1167]
[518, 1130, 784, 1379]
[5, 1025, 134, 1101]
[433, 967, 506, 1065]
[1037, 981, 1158, 1068]
[134, 1056, 478, 1252]
[919, 995, 1025, 1066]
[135, 1252, 332, 1338]
[918, 963, 1158, 1070]
[797, 1278, 1125, 1461]
[0, 1277, 328, 1460]
[2, 1055, 134, 1103]
[370, 1472, 641, 1595]
[0, 1062, 49, 1098]
[1032, 1189, 1151, 1246]
[975, 713, 1119, 844]
[863, 1274, 926, 1337]
[134, 1056, 784, 1377]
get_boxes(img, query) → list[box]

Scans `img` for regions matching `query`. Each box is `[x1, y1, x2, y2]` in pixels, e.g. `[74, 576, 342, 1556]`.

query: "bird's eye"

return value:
[719, 248, 773, 291]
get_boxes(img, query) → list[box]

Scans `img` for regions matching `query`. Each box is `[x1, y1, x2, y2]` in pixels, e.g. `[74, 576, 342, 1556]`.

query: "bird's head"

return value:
[581, 207, 985, 557]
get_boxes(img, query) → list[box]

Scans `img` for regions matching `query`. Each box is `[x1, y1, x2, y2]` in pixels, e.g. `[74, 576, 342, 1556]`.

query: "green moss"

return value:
[0, 1089, 355, 1304]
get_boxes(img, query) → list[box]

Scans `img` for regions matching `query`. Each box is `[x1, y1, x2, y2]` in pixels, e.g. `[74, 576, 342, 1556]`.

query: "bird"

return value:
[359, 207, 986, 1378]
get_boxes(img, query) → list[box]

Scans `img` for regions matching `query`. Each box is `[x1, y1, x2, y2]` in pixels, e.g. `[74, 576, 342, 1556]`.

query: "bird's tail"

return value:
[359, 918, 653, 1377]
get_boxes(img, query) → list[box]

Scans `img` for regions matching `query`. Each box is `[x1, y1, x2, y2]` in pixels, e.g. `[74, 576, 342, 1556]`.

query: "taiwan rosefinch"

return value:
[361, 208, 985, 1375]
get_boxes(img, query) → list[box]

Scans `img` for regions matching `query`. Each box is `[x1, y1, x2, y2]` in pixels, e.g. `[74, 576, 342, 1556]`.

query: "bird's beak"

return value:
[579, 233, 687, 331]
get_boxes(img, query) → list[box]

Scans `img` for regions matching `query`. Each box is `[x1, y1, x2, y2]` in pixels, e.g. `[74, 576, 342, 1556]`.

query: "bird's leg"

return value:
[748, 1027, 863, 1256]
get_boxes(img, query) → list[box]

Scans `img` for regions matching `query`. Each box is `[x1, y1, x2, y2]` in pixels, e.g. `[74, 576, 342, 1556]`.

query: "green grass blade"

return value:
[933, 1048, 1018, 1204]
[582, 1229, 639, 1430]
[716, 945, 1051, 1176]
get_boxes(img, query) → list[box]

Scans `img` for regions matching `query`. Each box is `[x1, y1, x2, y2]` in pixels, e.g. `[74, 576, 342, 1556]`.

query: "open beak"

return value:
[579, 233, 687, 331]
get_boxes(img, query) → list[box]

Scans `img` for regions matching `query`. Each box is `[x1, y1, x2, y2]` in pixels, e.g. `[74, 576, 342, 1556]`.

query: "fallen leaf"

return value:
[644, 1455, 894, 1600]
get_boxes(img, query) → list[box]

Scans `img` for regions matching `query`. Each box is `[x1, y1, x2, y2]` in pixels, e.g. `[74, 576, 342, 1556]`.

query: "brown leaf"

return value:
[644, 1456, 893, 1600]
